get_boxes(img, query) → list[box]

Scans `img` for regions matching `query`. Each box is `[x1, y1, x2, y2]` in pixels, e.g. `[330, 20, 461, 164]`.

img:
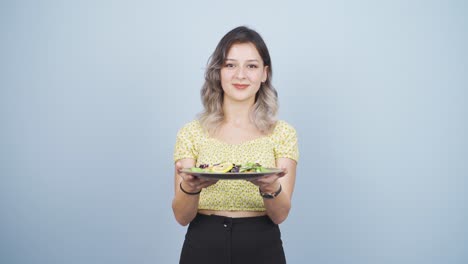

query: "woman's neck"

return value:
[222, 98, 254, 125]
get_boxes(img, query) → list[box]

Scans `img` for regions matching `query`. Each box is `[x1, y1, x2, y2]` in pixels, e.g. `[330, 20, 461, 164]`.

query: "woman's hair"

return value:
[198, 26, 278, 135]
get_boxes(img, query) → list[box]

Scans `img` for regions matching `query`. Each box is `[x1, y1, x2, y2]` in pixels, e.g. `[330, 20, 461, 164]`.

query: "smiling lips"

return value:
[233, 84, 249, 89]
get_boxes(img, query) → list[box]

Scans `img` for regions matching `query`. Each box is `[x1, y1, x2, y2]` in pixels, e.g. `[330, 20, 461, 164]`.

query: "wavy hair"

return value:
[198, 26, 278, 136]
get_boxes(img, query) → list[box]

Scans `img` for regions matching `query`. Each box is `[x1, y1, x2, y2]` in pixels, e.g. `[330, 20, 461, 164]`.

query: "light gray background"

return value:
[1, 0, 467, 263]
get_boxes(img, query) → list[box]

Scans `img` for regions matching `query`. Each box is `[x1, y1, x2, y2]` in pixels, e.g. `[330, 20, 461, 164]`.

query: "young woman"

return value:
[172, 26, 299, 264]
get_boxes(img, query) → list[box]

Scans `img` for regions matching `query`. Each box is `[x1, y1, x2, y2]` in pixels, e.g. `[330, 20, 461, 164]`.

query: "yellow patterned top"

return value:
[173, 120, 299, 211]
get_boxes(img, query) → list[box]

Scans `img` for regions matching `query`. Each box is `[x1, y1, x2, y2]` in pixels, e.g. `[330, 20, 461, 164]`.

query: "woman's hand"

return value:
[249, 159, 296, 224]
[176, 161, 218, 193]
[249, 168, 287, 193]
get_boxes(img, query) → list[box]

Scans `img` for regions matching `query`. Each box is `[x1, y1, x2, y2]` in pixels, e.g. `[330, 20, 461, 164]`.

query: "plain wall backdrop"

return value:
[1, 0, 467, 263]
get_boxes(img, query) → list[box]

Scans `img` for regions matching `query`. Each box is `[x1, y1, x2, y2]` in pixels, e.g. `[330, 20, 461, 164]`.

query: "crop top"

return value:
[173, 120, 299, 211]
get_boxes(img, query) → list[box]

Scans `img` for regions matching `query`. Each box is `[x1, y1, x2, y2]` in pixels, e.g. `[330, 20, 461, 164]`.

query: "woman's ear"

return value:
[262, 65, 269, 82]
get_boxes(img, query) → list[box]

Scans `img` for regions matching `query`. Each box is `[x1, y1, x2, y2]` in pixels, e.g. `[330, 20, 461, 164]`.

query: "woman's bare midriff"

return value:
[198, 209, 267, 218]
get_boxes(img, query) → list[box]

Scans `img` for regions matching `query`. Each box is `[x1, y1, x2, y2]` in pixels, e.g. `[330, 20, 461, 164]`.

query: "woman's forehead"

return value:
[225, 43, 262, 61]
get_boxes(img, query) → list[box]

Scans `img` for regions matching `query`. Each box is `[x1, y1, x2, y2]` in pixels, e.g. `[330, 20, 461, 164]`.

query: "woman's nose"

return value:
[236, 67, 246, 79]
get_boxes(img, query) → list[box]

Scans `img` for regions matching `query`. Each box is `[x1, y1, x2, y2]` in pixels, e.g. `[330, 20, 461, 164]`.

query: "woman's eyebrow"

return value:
[225, 58, 260, 62]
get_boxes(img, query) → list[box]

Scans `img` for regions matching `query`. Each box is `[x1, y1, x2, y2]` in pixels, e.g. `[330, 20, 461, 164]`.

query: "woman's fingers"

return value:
[199, 179, 218, 189]
[278, 168, 287, 177]
[183, 175, 200, 184]
[175, 162, 198, 182]
[183, 178, 217, 191]
[175, 162, 188, 177]
[249, 173, 284, 189]
[175, 162, 217, 191]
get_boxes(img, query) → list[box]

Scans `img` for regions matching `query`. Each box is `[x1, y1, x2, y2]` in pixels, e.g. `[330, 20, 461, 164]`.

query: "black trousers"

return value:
[179, 213, 286, 264]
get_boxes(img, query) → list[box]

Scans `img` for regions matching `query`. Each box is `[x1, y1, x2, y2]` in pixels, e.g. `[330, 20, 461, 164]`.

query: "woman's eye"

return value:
[225, 63, 235, 68]
[247, 64, 258, 69]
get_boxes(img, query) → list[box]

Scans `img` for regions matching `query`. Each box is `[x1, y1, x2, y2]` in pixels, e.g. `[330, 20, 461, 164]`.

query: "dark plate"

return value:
[180, 168, 284, 180]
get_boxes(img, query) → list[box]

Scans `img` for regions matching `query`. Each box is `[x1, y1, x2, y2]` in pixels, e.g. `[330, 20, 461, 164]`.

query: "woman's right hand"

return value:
[173, 159, 217, 226]
[176, 161, 218, 193]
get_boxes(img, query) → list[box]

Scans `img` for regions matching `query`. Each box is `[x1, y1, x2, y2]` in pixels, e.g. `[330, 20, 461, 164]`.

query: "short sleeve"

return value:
[173, 121, 202, 162]
[272, 121, 299, 162]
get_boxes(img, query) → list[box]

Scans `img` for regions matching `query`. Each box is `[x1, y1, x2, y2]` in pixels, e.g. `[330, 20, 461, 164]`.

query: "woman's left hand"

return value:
[249, 168, 287, 192]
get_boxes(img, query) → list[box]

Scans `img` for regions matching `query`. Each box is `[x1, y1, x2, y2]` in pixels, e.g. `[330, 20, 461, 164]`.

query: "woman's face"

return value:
[220, 42, 268, 104]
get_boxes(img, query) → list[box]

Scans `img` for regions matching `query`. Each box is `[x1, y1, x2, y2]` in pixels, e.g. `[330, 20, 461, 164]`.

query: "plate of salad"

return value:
[180, 162, 284, 180]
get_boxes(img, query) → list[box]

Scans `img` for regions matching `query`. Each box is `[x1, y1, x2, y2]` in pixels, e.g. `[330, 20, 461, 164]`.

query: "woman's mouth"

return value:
[233, 84, 249, 89]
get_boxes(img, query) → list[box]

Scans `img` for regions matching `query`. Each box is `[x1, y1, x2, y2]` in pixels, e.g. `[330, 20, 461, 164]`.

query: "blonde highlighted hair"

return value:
[198, 26, 278, 136]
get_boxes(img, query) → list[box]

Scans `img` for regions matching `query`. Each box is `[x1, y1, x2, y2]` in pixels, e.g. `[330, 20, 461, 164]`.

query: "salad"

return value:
[190, 162, 268, 173]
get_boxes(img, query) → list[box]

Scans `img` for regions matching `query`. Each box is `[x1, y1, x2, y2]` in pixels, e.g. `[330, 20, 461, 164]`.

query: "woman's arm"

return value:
[172, 159, 198, 226]
[171, 158, 217, 226]
[252, 157, 297, 224]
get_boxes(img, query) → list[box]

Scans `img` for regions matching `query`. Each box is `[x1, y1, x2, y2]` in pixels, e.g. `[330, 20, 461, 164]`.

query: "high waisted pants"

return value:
[179, 213, 286, 264]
